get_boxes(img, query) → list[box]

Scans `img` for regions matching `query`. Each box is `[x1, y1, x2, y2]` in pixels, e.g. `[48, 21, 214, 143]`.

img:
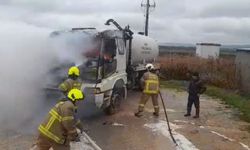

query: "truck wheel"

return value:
[105, 87, 125, 115]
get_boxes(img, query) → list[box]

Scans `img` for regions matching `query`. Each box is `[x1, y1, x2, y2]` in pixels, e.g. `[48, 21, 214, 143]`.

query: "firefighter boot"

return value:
[134, 111, 143, 117]
[193, 108, 200, 118]
[184, 113, 191, 117]
[153, 106, 159, 117]
[153, 112, 159, 117]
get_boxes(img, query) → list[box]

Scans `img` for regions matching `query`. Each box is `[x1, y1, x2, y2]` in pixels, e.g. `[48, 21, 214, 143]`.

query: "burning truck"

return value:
[48, 19, 159, 114]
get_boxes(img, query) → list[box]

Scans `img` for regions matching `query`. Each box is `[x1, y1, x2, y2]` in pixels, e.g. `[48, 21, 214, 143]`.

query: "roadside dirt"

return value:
[159, 89, 250, 150]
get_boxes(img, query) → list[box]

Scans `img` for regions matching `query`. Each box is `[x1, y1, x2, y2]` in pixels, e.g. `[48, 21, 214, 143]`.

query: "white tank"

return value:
[130, 34, 159, 65]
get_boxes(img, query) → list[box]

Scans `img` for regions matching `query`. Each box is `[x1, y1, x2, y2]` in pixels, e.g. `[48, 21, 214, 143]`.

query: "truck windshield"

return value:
[78, 58, 99, 83]
[79, 38, 101, 83]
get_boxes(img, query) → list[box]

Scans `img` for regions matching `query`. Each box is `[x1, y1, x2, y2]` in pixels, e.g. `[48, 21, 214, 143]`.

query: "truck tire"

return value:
[105, 86, 126, 115]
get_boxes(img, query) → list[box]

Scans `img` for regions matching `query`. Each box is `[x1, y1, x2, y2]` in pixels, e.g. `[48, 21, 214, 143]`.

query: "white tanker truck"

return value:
[50, 19, 159, 114]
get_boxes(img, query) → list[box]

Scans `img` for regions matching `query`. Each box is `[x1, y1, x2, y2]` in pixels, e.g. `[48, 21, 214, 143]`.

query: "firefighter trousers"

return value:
[138, 93, 159, 113]
[33, 134, 70, 150]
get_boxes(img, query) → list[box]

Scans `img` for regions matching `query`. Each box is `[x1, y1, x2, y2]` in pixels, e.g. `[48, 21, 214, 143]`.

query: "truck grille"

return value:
[83, 87, 95, 95]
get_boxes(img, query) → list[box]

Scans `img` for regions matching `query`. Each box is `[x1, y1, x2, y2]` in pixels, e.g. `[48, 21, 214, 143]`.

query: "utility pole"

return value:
[141, 0, 156, 36]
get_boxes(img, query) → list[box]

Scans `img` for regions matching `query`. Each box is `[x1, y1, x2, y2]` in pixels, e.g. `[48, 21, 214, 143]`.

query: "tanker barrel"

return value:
[130, 34, 159, 65]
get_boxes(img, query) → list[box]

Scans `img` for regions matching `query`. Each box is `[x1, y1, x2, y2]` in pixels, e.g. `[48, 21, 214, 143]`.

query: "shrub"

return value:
[159, 55, 238, 89]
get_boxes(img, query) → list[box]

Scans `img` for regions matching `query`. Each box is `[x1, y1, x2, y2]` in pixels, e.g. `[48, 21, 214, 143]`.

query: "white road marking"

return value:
[211, 131, 250, 150]
[210, 131, 235, 142]
[240, 142, 250, 150]
[144, 120, 199, 150]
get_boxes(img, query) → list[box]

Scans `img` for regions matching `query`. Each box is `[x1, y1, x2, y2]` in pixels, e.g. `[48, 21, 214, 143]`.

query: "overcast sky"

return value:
[0, 0, 250, 44]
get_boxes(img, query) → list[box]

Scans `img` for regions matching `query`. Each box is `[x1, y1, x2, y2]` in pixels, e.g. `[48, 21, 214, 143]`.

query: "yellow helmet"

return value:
[67, 89, 85, 102]
[68, 66, 80, 76]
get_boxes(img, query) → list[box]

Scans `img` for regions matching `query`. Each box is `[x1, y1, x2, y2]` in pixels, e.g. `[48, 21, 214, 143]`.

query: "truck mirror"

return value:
[96, 79, 102, 84]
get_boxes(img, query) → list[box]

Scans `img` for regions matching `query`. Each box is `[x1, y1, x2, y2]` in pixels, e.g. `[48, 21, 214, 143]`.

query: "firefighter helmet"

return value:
[68, 66, 80, 76]
[146, 63, 154, 71]
[67, 89, 85, 102]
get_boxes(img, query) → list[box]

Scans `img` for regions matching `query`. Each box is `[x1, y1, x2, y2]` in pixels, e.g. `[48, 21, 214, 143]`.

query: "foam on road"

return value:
[144, 120, 199, 150]
[30, 131, 102, 150]
[71, 131, 102, 150]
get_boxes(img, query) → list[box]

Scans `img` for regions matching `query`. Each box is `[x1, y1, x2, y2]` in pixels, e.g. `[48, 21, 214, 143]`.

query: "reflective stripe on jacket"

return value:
[38, 101, 79, 144]
[59, 78, 82, 94]
[142, 72, 159, 94]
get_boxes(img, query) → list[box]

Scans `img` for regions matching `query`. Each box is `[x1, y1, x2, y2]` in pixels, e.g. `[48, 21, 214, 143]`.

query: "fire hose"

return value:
[159, 91, 178, 146]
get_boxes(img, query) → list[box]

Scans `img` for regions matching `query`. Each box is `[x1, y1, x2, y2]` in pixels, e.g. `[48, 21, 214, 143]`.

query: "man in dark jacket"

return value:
[184, 72, 206, 118]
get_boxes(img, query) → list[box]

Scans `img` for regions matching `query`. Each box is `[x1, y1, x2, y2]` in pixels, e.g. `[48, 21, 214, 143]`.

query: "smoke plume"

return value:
[0, 21, 91, 134]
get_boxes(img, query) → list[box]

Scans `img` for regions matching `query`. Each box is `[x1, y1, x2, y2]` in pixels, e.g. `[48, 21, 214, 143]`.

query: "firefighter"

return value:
[184, 72, 206, 118]
[135, 63, 160, 117]
[34, 89, 85, 150]
[59, 66, 82, 95]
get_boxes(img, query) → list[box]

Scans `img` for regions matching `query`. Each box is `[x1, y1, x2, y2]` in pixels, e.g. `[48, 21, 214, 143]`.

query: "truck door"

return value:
[115, 38, 126, 73]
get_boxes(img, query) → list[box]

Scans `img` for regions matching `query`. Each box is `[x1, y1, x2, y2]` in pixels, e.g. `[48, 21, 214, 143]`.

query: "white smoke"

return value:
[0, 20, 91, 133]
[0, 21, 52, 132]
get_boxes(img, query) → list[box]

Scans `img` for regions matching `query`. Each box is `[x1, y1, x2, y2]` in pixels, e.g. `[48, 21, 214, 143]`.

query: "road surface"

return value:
[0, 88, 250, 150]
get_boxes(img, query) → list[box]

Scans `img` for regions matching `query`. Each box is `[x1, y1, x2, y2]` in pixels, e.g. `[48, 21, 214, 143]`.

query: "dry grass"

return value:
[159, 55, 238, 89]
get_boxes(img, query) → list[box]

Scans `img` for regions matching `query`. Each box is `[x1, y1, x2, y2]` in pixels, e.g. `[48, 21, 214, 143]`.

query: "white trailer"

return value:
[50, 19, 159, 114]
[196, 43, 221, 59]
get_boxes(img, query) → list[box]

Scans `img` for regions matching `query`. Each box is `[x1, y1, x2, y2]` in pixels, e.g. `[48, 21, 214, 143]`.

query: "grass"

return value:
[161, 80, 250, 123]
[160, 80, 187, 91]
[159, 55, 238, 89]
[205, 86, 250, 122]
